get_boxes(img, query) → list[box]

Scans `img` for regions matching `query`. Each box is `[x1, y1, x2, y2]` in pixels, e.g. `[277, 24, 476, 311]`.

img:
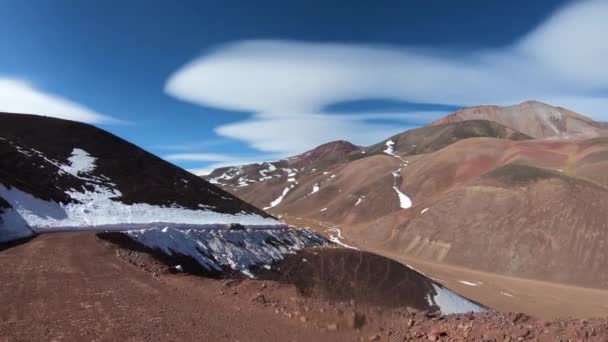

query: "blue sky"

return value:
[1, 0, 607, 174]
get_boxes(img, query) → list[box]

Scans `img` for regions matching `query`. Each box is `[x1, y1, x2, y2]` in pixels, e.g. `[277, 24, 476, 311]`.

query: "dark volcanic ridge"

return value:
[105, 234, 486, 316]
[0, 112, 267, 215]
[0, 112, 289, 243]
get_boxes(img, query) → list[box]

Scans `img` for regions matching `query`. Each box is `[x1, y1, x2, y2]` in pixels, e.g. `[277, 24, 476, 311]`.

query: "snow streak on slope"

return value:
[392, 169, 412, 209]
[355, 196, 364, 206]
[264, 184, 294, 210]
[125, 226, 328, 277]
[428, 284, 486, 315]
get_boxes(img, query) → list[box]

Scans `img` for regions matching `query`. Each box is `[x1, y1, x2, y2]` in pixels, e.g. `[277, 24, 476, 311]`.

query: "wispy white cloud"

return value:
[165, 152, 244, 162]
[0, 78, 118, 124]
[215, 113, 417, 155]
[153, 139, 230, 151]
[166, 0, 608, 159]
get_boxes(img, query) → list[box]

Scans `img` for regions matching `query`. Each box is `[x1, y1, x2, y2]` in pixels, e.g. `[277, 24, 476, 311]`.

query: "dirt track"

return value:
[0, 233, 347, 342]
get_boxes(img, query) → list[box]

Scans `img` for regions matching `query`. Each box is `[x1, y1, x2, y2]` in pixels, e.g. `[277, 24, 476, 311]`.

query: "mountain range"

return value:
[206, 101, 608, 288]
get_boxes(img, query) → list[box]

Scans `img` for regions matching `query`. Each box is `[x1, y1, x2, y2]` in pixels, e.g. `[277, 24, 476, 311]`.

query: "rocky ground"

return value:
[1, 233, 608, 341]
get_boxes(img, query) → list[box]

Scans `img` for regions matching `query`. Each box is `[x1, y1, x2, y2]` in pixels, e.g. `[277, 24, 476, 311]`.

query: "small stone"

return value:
[251, 293, 267, 304]
[369, 334, 381, 341]
[300, 316, 308, 323]
[407, 319, 415, 328]
[327, 323, 338, 331]
[427, 335, 438, 341]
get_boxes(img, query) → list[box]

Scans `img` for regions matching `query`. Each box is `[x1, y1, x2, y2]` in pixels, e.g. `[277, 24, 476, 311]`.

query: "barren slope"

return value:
[209, 104, 608, 288]
[432, 101, 608, 139]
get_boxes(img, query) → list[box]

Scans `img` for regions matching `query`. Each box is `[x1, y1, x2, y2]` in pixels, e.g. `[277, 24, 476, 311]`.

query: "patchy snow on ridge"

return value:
[428, 284, 486, 315]
[310, 183, 320, 195]
[209, 167, 241, 184]
[0, 183, 280, 230]
[125, 226, 328, 277]
[392, 170, 412, 209]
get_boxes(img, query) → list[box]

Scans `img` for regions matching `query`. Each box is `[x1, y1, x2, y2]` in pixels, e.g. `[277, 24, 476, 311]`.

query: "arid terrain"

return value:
[2, 233, 608, 342]
[2, 104, 608, 341]
[205, 101, 608, 325]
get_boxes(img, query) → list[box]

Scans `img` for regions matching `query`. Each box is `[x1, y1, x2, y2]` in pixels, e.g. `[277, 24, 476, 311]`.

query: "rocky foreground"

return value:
[112, 235, 608, 342]
[1, 233, 607, 341]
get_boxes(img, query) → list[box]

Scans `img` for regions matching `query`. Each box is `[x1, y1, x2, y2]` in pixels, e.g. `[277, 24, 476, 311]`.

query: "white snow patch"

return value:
[287, 178, 296, 182]
[428, 284, 486, 315]
[0, 184, 280, 230]
[420, 208, 429, 214]
[320, 208, 327, 212]
[500, 291, 514, 298]
[392, 170, 412, 209]
[384, 140, 395, 155]
[458, 280, 482, 287]
[310, 184, 320, 195]
[60, 148, 97, 176]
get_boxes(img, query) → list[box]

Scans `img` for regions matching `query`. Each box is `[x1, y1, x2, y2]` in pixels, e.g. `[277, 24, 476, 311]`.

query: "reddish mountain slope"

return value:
[433, 101, 608, 139]
[208, 103, 608, 288]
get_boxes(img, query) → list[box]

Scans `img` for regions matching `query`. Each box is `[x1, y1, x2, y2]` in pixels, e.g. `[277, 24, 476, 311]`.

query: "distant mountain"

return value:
[433, 101, 608, 139]
[206, 140, 360, 188]
[207, 102, 608, 288]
